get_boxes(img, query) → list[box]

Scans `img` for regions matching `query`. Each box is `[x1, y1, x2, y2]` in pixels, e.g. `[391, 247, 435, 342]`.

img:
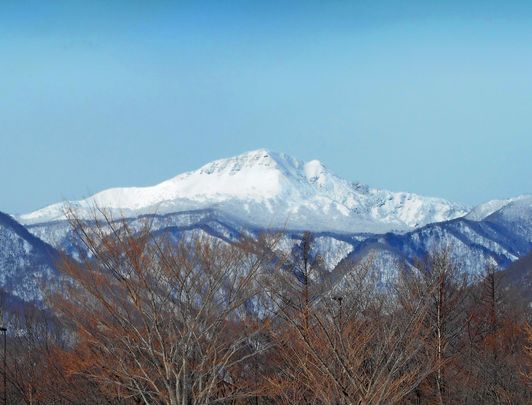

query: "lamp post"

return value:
[0, 327, 6, 405]
[332, 296, 343, 329]
[332, 296, 343, 383]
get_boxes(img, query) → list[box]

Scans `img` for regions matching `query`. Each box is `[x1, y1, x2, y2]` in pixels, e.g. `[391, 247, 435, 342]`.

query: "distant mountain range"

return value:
[1, 149, 531, 303]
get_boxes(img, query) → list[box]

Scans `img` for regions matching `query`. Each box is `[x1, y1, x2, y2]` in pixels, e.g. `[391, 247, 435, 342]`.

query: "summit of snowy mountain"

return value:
[19, 149, 469, 233]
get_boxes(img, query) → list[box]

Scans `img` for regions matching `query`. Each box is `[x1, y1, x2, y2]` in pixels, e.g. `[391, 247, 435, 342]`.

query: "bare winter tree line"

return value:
[0, 212, 530, 404]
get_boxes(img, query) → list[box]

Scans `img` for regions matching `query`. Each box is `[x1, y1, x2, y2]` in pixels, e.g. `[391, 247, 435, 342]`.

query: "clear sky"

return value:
[1, 0, 531, 214]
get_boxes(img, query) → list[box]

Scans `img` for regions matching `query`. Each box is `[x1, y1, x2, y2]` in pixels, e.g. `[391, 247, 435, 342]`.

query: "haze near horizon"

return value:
[1, 0, 531, 213]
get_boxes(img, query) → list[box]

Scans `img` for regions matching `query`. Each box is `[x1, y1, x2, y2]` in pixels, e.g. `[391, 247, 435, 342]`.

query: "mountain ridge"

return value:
[0, 211, 60, 302]
[0, 149, 528, 306]
[18, 149, 470, 234]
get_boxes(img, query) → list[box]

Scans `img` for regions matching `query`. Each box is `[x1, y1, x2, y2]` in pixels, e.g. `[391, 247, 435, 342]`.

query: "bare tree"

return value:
[524, 322, 532, 385]
[396, 249, 470, 404]
[263, 239, 438, 404]
[1, 304, 109, 404]
[12, 209, 524, 404]
[461, 264, 530, 404]
[49, 210, 277, 404]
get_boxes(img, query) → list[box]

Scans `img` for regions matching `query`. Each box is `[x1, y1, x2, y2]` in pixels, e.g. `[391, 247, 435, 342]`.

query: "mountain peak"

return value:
[196, 148, 291, 176]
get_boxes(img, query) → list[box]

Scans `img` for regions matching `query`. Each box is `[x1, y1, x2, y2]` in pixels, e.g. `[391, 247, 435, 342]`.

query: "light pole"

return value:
[332, 296, 343, 384]
[332, 296, 343, 329]
[0, 327, 6, 405]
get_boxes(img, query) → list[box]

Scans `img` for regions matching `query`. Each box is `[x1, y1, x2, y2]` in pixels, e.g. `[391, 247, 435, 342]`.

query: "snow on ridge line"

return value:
[18, 149, 469, 232]
[465, 195, 532, 221]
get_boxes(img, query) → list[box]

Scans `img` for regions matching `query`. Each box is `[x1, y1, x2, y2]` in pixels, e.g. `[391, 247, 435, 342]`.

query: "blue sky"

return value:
[1, 0, 531, 213]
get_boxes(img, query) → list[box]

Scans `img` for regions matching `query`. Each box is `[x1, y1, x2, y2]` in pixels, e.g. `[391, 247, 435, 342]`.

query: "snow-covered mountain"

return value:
[19, 149, 468, 234]
[0, 211, 59, 302]
[465, 195, 532, 221]
[4, 149, 530, 304]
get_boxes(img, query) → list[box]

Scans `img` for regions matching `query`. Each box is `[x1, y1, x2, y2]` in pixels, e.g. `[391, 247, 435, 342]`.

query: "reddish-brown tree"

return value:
[49, 211, 278, 404]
